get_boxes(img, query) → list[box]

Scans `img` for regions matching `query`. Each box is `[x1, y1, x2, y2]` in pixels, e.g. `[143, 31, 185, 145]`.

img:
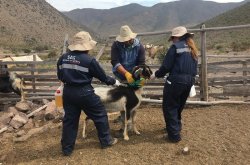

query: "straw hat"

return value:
[68, 31, 97, 51]
[168, 26, 194, 41]
[116, 25, 137, 42]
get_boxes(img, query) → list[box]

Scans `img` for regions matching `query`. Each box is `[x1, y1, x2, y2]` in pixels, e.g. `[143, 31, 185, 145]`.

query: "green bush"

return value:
[231, 41, 249, 52]
[23, 48, 31, 53]
[34, 45, 49, 52]
[47, 50, 57, 58]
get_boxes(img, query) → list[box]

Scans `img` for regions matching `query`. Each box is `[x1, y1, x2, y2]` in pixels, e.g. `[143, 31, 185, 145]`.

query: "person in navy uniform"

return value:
[111, 25, 146, 84]
[57, 31, 120, 156]
[151, 26, 198, 143]
[111, 25, 146, 124]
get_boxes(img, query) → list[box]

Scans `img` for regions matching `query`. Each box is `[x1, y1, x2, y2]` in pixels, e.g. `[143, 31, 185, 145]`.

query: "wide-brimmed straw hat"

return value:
[68, 31, 97, 51]
[116, 25, 137, 42]
[168, 26, 194, 41]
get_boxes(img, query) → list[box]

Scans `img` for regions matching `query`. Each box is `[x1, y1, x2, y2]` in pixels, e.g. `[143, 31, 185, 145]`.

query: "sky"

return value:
[45, 0, 245, 11]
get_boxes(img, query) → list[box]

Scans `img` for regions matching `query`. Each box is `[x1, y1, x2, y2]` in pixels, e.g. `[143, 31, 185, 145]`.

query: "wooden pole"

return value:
[242, 60, 248, 101]
[200, 24, 208, 101]
[95, 45, 106, 61]
[27, 104, 47, 118]
[62, 34, 69, 54]
[31, 55, 36, 93]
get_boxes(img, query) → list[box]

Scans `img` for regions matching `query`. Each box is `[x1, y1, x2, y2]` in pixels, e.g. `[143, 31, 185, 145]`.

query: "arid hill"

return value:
[63, 0, 246, 37]
[0, 0, 96, 49]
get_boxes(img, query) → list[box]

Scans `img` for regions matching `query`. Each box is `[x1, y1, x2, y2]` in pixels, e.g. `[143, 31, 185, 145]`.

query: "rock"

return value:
[15, 101, 31, 113]
[23, 119, 34, 130]
[16, 130, 26, 137]
[6, 126, 14, 133]
[45, 101, 57, 120]
[42, 99, 50, 105]
[0, 112, 14, 125]
[182, 147, 190, 155]
[33, 111, 45, 121]
[7, 106, 19, 115]
[9, 112, 28, 129]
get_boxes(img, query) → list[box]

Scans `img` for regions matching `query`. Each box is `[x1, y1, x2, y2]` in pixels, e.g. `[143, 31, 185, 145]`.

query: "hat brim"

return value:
[116, 33, 137, 42]
[68, 40, 97, 51]
[168, 32, 194, 42]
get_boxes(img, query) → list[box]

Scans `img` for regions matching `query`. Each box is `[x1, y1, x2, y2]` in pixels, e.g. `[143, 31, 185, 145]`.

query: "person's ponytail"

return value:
[186, 38, 198, 60]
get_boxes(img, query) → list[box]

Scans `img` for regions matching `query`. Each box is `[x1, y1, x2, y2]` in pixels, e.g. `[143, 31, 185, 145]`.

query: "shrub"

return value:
[34, 45, 51, 52]
[231, 41, 249, 52]
[23, 48, 31, 53]
[47, 50, 57, 58]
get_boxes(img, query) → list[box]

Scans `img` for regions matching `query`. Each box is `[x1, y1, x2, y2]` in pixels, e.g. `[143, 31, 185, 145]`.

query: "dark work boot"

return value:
[166, 135, 181, 143]
[101, 138, 118, 149]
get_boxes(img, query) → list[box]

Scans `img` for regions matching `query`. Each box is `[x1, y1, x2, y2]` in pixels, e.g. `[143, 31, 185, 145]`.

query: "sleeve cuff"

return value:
[113, 63, 122, 71]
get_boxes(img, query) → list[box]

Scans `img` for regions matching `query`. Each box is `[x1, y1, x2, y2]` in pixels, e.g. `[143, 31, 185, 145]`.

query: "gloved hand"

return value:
[125, 72, 135, 84]
[114, 79, 121, 87]
[128, 78, 145, 88]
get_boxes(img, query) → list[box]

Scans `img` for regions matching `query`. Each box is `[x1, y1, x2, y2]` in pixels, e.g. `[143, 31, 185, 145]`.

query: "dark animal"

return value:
[82, 65, 152, 140]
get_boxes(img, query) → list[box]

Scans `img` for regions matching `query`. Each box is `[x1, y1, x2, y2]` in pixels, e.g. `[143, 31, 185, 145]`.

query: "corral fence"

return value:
[0, 24, 250, 104]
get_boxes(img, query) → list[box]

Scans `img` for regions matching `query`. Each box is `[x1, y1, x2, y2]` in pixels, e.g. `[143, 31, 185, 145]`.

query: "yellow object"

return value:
[124, 72, 134, 83]
[55, 85, 63, 109]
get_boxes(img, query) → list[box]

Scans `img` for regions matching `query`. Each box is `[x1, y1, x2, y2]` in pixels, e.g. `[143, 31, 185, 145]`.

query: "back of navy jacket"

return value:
[155, 40, 197, 84]
[57, 51, 115, 86]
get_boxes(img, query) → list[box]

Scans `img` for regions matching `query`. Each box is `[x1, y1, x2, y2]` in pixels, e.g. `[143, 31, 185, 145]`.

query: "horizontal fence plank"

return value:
[208, 80, 250, 86]
[207, 55, 250, 58]
[208, 67, 250, 73]
[208, 59, 250, 65]
[208, 76, 250, 82]
[0, 96, 54, 102]
[223, 85, 250, 96]
[24, 82, 60, 86]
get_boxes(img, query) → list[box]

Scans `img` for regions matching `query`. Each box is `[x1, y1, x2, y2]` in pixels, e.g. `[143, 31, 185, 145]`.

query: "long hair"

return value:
[181, 34, 199, 60]
[186, 37, 199, 60]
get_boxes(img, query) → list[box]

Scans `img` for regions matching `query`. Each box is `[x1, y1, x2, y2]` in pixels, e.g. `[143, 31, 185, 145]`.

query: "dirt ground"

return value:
[0, 104, 250, 165]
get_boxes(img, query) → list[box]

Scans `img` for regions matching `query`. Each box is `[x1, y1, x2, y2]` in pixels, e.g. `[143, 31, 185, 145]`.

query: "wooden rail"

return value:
[0, 58, 249, 103]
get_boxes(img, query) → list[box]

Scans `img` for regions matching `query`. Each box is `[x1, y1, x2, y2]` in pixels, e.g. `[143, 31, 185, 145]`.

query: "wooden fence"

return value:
[1, 24, 250, 103]
[0, 57, 249, 103]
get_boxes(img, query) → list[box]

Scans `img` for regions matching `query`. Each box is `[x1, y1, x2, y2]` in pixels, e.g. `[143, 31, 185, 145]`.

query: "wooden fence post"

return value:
[95, 45, 106, 61]
[242, 60, 248, 100]
[62, 34, 69, 54]
[32, 55, 36, 93]
[200, 24, 208, 101]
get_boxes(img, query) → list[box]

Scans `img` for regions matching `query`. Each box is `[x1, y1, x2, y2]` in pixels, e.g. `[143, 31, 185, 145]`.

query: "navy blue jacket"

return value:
[155, 40, 197, 84]
[57, 51, 115, 86]
[111, 38, 145, 80]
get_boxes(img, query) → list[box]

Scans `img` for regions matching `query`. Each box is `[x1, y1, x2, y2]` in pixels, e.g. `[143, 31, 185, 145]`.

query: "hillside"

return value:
[0, 0, 96, 50]
[63, 0, 244, 37]
[200, 1, 250, 52]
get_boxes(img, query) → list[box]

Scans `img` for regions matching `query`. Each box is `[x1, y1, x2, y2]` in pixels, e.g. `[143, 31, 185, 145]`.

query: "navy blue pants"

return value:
[61, 85, 112, 154]
[162, 76, 193, 140]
